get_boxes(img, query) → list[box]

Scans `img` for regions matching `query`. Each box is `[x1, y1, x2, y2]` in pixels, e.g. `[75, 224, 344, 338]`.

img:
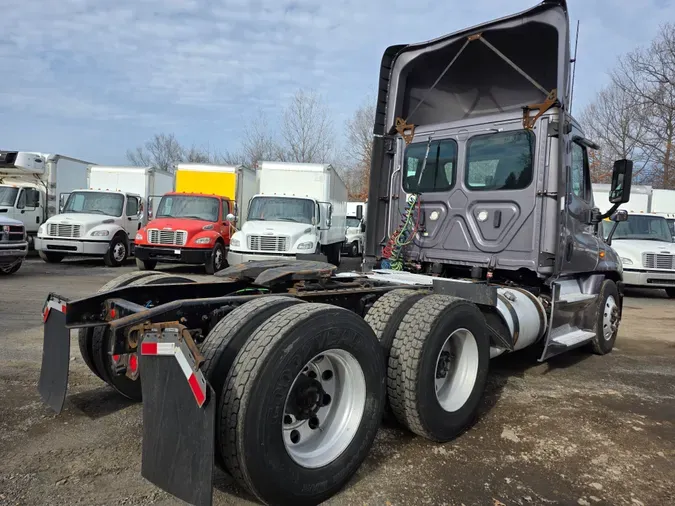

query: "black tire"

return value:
[590, 279, 620, 355]
[90, 273, 196, 400]
[220, 304, 386, 506]
[39, 251, 65, 263]
[0, 262, 22, 275]
[388, 294, 490, 442]
[135, 257, 157, 271]
[350, 241, 359, 257]
[205, 241, 226, 274]
[103, 234, 128, 267]
[77, 271, 172, 380]
[326, 242, 341, 267]
[666, 287, 675, 299]
[201, 296, 304, 470]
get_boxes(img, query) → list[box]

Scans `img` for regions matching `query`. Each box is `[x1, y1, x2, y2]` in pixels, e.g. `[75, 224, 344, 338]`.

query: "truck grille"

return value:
[642, 253, 675, 270]
[48, 223, 81, 238]
[248, 235, 289, 252]
[147, 229, 187, 246]
[1, 224, 24, 242]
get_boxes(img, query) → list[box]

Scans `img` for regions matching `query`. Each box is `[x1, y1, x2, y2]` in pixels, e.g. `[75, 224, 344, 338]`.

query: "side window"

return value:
[126, 196, 139, 216]
[403, 139, 457, 193]
[16, 189, 26, 209]
[221, 200, 228, 220]
[571, 142, 588, 200]
[466, 130, 534, 191]
[26, 189, 40, 208]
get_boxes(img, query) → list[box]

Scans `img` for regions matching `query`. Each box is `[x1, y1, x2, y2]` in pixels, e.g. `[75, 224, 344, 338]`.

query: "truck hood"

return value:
[611, 239, 675, 260]
[242, 220, 313, 237]
[144, 217, 215, 234]
[383, 0, 570, 129]
[46, 213, 117, 226]
[0, 215, 23, 226]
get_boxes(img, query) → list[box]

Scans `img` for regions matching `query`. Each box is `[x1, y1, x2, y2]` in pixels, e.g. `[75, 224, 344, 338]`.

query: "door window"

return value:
[16, 189, 26, 209]
[465, 130, 534, 191]
[403, 139, 457, 193]
[571, 142, 590, 201]
[221, 200, 228, 220]
[125, 196, 139, 216]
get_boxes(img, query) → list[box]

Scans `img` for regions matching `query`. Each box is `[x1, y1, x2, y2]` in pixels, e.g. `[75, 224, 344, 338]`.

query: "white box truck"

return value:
[228, 161, 348, 266]
[344, 201, 367, 257]
[0, 151, 93, 248]
[35, 166, 174, 267]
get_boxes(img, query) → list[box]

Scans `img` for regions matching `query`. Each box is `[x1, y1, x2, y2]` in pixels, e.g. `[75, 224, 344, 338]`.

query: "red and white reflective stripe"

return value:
[43, 299, 67, 322]
[141, 335, 207, 407]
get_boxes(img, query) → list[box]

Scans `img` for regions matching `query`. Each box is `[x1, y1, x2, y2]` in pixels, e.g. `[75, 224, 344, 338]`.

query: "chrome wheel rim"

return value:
[113, 242, 126, 262]
[603, 295, 618, 340]
[282, 349, 366, 468]
[434, 328, 479, 412]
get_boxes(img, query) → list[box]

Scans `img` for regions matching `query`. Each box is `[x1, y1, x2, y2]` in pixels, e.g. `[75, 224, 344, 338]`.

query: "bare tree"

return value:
[281, 90, 334, 163]
[612, 23, 675, 188]
[126, 133, 184, 172]
[240, 111, 283, 169]
[580, 82, 651, 183]
[343, 99, 375, 199]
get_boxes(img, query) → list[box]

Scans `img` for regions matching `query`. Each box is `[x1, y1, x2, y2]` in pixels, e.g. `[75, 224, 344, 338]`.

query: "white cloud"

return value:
[1, 0, 674, 160]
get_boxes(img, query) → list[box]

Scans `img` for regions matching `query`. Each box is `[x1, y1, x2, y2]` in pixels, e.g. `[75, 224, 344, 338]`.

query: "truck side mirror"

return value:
[611, 210, 628, 222]
[226, 213, 236, 223]
[360, 222, 366, 233]
[609, 159, 633, 204]
[356, 205, 363, 221]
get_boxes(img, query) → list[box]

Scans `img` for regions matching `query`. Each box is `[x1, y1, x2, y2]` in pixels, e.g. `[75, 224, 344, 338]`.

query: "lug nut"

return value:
[307, 370, 317, 379]
[284, 415, 293, 425]
[309, 417, 320, 430]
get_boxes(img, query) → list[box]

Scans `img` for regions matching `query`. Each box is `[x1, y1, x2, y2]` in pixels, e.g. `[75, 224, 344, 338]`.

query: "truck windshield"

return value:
[0, 187, 18, 206]
[667, 218, 675, 239]
[613, 215, 673, 242]
[63, 192, 125, 217]
[346, 217, 361, 228]
[155, 195, 219, 222]
[248, 197, 314, 224]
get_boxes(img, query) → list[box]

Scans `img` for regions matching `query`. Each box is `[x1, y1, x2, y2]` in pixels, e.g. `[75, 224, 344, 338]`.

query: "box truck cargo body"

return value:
[228, 161, 348, 266]
[35, 166, 174, 267]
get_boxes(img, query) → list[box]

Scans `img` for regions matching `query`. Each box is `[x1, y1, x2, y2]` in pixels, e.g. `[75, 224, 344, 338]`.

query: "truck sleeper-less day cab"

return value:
[228, 161, 348, 267]
[35, 166, 174, 266]
[37, 2, 636, 505]
[0, 151, 92, 249]
[134, 192, 234, 274]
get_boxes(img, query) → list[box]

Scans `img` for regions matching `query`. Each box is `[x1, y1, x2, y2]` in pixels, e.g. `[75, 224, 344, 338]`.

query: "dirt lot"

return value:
[1, 257, 674, 506]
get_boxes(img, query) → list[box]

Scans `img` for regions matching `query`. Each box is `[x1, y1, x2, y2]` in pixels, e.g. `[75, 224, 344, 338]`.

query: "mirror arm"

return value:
[606, 221, 620, 246]
[600, 202, 621, 221]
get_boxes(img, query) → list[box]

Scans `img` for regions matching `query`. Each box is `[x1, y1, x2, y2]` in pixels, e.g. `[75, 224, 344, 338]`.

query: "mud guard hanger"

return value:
[392, 32, 559, 145]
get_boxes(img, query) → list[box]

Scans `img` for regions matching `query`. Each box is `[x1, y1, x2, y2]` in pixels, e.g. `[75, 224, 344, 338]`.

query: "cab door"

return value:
[220, 199, 231, 243]
[559, 131, 600, 274]
[16, 188, 42, 233]
[124, 195, 142, 237]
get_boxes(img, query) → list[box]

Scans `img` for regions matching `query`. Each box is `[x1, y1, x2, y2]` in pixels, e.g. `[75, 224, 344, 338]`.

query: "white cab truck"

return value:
[343, 201, 367, 257]
[228, 161, 348, 266]
[35, 166, 174, 266]
[594, 184, 675, 296]
[0, 216, 28, 275]
[0, 151, 93, 248]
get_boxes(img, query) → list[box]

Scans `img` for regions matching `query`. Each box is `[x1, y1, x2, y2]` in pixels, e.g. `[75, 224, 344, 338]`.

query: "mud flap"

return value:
[140, 345, 215, 506]
[38, 296, 70, 414]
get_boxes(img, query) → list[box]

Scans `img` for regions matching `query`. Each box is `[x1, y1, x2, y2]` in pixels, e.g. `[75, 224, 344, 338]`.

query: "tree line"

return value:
[127, 90, 373, 200]
[581, 23, 675, 189]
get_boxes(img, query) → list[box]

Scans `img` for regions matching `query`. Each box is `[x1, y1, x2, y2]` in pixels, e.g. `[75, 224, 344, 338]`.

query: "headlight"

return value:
[230, 238, 240, 247]
[195, 237, 211, 244]
[38, 225, 46, 236]
[91, 230, 110, 237]
[621, 257, 633, 265]
[135, 233, 143, 241]
[297, 241, 314, 250]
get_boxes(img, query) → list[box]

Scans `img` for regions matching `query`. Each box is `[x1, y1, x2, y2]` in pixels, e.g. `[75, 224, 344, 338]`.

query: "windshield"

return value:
[248, 197, 314, 224]
[63, 192, 124, 217]
[667, 218, 675, 238]
[613, 215, 673, 242]
[346, 217, 361, 228]
[0, 187, 18, 206]
[155, 195, 220, 222]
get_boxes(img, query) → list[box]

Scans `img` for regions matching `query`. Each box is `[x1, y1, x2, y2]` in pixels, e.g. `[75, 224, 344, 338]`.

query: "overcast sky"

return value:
[2, 0, 673, 164]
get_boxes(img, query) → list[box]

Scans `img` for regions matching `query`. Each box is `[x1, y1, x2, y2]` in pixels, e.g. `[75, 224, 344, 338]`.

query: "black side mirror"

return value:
[611, 210, 628, 222]
[609, 159, 633, 204]
[360, 223, 366, 233]
[356, 205, 363, 221]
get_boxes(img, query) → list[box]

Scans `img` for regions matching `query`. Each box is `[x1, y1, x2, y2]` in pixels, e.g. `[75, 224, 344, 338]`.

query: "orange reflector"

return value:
[599, 251, 605, 258]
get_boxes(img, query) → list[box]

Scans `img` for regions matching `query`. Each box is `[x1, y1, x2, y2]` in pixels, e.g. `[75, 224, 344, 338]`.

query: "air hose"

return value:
[381, 194, 421, 270]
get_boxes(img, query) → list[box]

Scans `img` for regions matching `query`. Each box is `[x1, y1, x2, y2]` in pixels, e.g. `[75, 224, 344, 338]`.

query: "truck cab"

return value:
[343, 215, 366, 257]
[134, 192, 233, 274]
[0, 183, 42, 246]
[35, 189, 144, 267]
[601, 212, 675, 297]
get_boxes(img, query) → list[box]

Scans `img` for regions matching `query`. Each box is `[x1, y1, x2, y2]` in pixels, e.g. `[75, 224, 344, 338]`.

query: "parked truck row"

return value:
[37, 2, 648, 506]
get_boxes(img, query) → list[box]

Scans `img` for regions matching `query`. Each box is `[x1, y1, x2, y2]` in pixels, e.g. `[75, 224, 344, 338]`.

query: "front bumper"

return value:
[0, 242, 28, 266]
[35, 237, 109, 255]
[227, 250, 298, 265]
[135, 245, 212, 265]
[623, 269, 675, 288]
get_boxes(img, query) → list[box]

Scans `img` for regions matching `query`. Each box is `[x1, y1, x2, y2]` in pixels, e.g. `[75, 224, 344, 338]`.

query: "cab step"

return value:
[551, 329, 596, 347]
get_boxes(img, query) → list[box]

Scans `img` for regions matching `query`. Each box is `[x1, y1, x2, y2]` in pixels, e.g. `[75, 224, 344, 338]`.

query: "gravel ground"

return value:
[1, 257, 674, 506]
